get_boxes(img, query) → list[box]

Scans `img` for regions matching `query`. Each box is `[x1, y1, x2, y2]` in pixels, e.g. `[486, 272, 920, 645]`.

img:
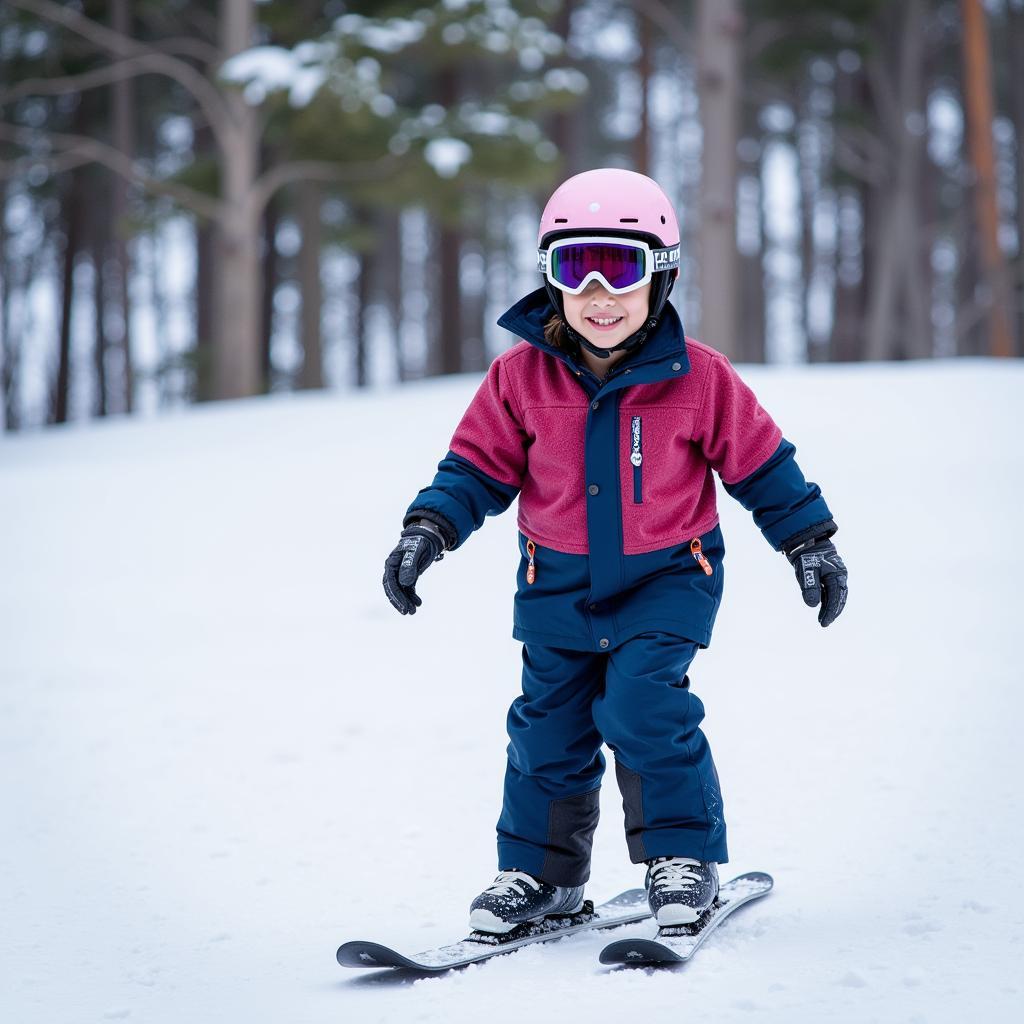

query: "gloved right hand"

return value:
[382, 523, 445, 615]
[783, 534, 849, 628]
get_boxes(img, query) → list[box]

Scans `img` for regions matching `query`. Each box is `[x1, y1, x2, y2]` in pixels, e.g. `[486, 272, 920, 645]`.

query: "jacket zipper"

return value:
[690, 538, 713, 575]
[630, 415, 643, 503]
[526, 538, 537, 584]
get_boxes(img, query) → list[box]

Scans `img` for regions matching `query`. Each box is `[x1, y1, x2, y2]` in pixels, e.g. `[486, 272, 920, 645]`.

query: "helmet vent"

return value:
[619, 217, 638, 223]
[554, 217, 568, 223]
[660, 215, 666, 223]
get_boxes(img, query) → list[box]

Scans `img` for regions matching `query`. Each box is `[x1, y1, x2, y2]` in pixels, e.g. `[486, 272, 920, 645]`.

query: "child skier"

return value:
[382, 168, 848, 934]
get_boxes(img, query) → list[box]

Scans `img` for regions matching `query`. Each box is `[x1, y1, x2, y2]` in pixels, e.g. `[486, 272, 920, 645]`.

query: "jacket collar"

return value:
[496, 287, 691, 394]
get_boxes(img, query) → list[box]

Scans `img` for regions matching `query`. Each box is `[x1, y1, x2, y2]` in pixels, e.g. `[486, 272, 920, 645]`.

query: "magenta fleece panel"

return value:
[446, 337, 783, 556]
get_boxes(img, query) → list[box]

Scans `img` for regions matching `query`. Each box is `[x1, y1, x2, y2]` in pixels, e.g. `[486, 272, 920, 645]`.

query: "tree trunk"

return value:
[907, 38, 940, 360]
[696, 0, 742, 356]
[55, 165, 85, 424]
[831, 189, 864, 362]
[260, 187, 279, 392]
[960, 0, 1015, 357]
[461, 206, 487, 375]
[737, 29, 765, 364]
[149, 224, 172, 406]
[738, 172, 765, 363]
[92, 207, 108, 417]
[194, 217, 216, 399]
[434, 64, 463, 376]
[797, 81, 818, 361]
[1008, 2, 1024, 349]
[438, 224, 462, 375]
[297, 181, 323, 390]
[634, 8, 651, 176]
[111, 0, 134, 413]
[354, 232, 371, 388]
[955, 180, 985, 356]
[0, 176, 14, 431]
[381, 207, 406, 382]
[213, 0, 262, 398]
[193, 127, 216, 401]
[864, 0, 928, 361]
[830, 62, 870, 362]
[550, 0, 583, 174]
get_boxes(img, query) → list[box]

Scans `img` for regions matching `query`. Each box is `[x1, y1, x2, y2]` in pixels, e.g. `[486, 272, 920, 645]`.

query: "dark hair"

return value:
[543, 312, 575, 353]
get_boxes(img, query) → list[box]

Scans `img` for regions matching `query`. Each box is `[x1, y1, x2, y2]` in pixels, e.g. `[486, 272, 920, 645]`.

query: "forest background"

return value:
[0, 0, 1020, 432]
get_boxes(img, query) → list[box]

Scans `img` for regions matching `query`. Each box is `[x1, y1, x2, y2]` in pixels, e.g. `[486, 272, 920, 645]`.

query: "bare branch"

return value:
[0, 122, 223, 222]
[149, 36, 222, 66]
[5, 0, 235, 155]
[0, 149, 96, 182]
[250, 155, 406, 217]
[2, 55, 168, 106]
[0, 42, 228, 110]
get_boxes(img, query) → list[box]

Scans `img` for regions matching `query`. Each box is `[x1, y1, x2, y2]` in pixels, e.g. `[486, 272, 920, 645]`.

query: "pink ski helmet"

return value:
[537, 167, 680, 251]
[537, 168, 681, 358]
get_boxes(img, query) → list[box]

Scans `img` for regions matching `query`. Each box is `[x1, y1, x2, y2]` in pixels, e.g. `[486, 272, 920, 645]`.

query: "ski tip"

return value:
[337, 941, 415, 970]
[603, 887, 648, 907]
[733, 871, 774, 889]
[599, 938, 683, 966]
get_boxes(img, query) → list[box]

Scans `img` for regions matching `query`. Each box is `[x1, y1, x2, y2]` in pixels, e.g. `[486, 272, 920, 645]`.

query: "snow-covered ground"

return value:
[1, 359, 1022, 1023]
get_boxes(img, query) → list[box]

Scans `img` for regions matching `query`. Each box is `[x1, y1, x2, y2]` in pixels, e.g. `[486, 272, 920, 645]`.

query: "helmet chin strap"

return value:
[543, 270, 675, 362]
[563, 317, 656, 359]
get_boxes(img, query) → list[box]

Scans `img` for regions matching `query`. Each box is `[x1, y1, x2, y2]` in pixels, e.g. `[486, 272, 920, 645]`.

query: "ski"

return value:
[599, 871, 773, 967]
[337, 887, 650, 973]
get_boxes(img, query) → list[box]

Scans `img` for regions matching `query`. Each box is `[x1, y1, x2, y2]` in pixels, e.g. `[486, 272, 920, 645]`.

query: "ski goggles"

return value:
[537, 235, 680, 295]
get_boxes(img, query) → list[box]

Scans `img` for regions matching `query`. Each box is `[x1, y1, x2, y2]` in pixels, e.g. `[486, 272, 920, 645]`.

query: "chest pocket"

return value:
[620, 405, 700, 506]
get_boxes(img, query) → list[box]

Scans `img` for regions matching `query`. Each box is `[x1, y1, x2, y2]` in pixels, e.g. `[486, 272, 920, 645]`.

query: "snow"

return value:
[220, 45, 330, 108]
[333, 13, 427, 54]
[424, 138, 473, 179]
[542, 66, 589, 94]
[1, 358, 1023, 1022]
[220, 45, 297, 88]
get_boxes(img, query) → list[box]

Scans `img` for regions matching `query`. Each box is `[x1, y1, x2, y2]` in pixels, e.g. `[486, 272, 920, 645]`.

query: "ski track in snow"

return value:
[1, 360, 1022, 1023]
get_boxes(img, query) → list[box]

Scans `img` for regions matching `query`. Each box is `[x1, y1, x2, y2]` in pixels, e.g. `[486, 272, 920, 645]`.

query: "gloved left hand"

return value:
[784, 535, 849, 627]
[382, 523, 446, 615]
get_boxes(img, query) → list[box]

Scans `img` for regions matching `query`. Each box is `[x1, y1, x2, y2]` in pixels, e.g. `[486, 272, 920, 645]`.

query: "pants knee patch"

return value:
[614, 760, 647, 861]
[538, 788, 601, 886]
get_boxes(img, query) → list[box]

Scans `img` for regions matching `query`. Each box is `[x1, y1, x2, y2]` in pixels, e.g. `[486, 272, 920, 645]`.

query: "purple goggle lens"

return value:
[548, 241, 648, 293]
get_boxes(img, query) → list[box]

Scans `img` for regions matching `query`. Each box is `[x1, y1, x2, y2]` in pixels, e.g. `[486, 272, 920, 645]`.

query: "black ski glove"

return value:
[784, 534, 849, 627]
[383, 523, 446, 615]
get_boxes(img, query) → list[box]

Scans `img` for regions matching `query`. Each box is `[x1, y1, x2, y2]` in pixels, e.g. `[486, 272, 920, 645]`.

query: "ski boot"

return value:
[645, 856, 719, 926]
[469, 870, 585, 935]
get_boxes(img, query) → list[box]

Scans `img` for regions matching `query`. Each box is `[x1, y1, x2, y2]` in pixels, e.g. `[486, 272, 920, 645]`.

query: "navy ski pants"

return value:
[496, 632, 727, 887]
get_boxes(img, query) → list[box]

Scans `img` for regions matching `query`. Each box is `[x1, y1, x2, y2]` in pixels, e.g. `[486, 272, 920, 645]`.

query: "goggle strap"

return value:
[650, 244, 681, 272]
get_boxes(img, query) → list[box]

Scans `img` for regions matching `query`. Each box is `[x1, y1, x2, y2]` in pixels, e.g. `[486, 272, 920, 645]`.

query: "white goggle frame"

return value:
[537, 235, 680, 295]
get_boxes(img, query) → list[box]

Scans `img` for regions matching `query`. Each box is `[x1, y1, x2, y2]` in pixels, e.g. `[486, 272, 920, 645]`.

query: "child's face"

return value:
[562, 279, 652, 351]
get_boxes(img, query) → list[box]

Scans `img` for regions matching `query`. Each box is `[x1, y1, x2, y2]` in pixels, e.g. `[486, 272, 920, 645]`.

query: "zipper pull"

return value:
[526, 539, 537, 584]
[690, 538, 713, 576]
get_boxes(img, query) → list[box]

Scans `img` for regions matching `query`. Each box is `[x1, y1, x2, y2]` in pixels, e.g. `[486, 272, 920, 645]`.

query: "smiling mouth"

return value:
[586, 316, 623, 326]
